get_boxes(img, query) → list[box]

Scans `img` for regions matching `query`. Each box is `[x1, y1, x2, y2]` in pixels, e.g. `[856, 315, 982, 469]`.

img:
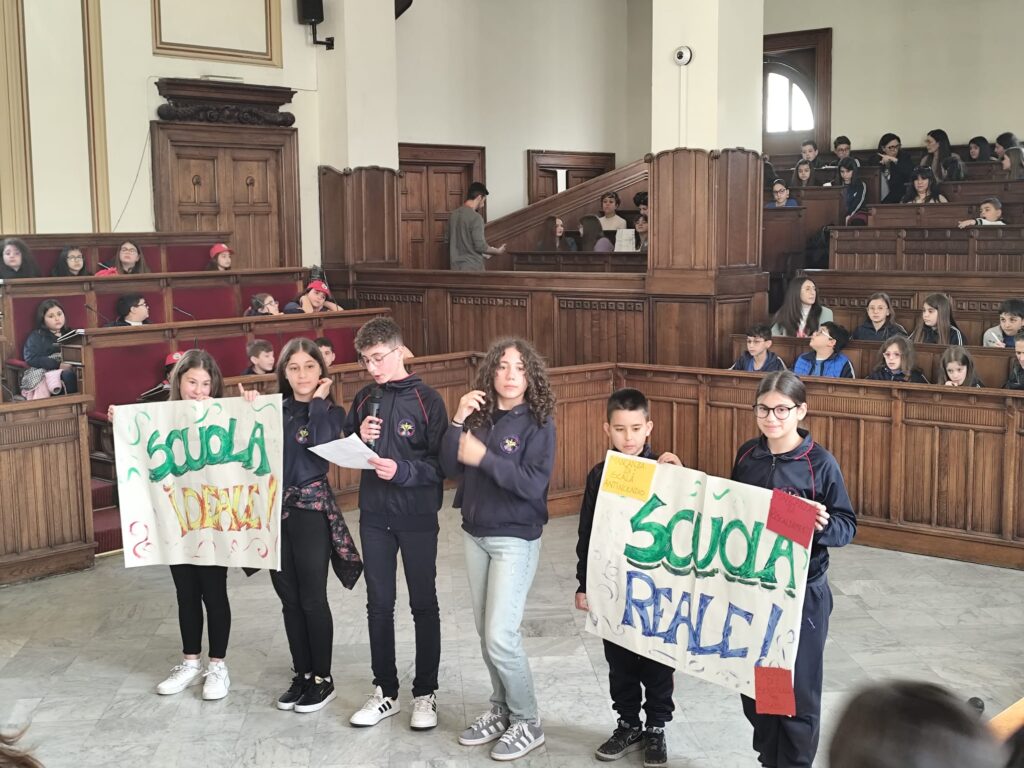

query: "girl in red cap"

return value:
[283, 280, 342, 314]
[206, 244, 233, 271]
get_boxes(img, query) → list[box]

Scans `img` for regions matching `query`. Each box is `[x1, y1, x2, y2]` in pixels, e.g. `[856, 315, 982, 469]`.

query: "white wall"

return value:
[764, 0, 1023, 150]
[395, 0, 634, 218]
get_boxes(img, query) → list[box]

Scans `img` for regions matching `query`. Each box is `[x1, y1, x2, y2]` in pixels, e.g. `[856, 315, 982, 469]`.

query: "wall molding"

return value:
[0, 0, 34, 232]
[82, 0, 110, 231]
[151, 0, 282, 68]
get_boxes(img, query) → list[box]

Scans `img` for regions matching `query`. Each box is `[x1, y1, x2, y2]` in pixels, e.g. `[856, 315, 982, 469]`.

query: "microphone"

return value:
[367, 387, 383, 450]
[97, 262, 110, 270]
[84, 303, 112, 325]
[172, 306, 199, 350]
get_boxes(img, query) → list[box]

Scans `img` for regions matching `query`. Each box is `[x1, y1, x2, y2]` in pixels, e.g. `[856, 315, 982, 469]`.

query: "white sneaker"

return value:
[156, 661, 203, 695]
[349, 685, 400, 727]
[410, 693, 438, 730]
[202, 661, 230, 700]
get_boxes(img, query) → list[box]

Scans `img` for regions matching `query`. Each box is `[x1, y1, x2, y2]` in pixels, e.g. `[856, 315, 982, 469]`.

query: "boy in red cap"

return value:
[283, 280, 342, 314]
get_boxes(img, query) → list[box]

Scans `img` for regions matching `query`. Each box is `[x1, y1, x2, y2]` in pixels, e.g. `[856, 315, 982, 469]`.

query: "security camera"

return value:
[673, 46, 693, 66]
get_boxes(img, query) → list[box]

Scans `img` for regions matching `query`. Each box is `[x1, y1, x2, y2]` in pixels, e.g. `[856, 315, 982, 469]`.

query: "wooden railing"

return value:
[829, 225, 1024, 273]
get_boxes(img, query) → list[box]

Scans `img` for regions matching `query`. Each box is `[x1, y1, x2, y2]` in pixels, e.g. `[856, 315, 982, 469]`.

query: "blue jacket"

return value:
[440, 405, 556, 541]
[866, 367, 928, 383]
[793, 351, 855, 378]
[23, 328, 62, 369]
[850, 320, 908, 343]
[729, 350, 787, 373]
[732, 430, 856, 583]
[344, 375, 447, 531]
[576, 445, 655, 593]
[283, 396, 347, 490]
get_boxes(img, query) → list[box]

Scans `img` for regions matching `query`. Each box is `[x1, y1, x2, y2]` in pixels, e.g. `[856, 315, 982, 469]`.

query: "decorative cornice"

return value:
[154, 78, 297, 126]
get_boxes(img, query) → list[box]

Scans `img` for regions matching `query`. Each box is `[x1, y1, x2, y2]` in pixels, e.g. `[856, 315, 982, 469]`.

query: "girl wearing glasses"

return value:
[51, 246, 92, 277]
[96, 240, 151, 276]
[876, 132, 913, 203]
[731, 370, 857, 768]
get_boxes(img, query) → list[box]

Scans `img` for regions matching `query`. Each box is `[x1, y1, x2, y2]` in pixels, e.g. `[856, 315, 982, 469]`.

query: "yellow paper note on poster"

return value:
[600, 453, 656, 501]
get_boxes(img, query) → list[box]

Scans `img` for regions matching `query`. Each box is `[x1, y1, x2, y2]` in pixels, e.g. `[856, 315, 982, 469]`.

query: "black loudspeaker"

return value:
[298, 0, 324, 25]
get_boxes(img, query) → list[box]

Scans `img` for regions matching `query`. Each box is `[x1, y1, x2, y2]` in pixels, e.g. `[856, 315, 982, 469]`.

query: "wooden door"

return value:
[399, 143, 485, 270]
[152, 122, 301, 268]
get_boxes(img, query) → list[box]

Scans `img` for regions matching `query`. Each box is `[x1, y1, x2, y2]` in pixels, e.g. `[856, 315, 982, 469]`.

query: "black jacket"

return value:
[440, 405, 556, 541]
[729, 350, 787, 373]
[850, 320, 908, 343]
[23, 328, 62, 369]
[878, 152, 915, 203]
[576, 446, 655, 593]
[732, 430, 856, 583]
[283, 396, 346, 489]
[1006, 364, 1024, 391]
[0, 263, 39, 280]
[917, 325, 964, 346]
[343, 375, 447, 531]
[867, 367, 928, 383]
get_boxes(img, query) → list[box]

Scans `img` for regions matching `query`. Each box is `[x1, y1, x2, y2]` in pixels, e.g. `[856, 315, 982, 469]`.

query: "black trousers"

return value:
[271, 507, 333, 678]
[169, 564, 230, 658]
[360, 523, 441, 698]
[741, 577, 833, 768]
[603, 640, 675, 728]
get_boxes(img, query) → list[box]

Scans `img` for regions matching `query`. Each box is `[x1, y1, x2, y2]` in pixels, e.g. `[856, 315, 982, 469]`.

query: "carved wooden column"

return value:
[646, 147, 768, 367]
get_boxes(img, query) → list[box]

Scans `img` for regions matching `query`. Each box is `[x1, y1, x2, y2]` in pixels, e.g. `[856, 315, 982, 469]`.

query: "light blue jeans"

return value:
[463, 533, 542, 723]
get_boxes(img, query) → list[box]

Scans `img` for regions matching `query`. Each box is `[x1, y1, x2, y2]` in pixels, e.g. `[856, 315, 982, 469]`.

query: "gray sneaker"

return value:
[458, 706, 510, 746]
[490, 720, 545, 761]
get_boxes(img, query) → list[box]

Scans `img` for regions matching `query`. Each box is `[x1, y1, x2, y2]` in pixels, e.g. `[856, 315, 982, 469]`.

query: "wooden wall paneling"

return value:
[0, 396, 95, 584]
[399, 165, 428, 269]
[868, 202, 1024, 228]
[1012, 405, 1024, 542]
[151, 121, 301, 267]
[553, 295, 648, 366]
[353, 287, 428, 352]
[830, 226, 1024, 273]
[651, 299, 710, 366]
[485, 159, 649, 259]
[526, 150, 616, 204]
[787, 187, 845, 235]
[447, 291, 531, 356]
[943, 179, 1024, 204]
[762, 206, 806, 273]
[718, 149, 762, 269]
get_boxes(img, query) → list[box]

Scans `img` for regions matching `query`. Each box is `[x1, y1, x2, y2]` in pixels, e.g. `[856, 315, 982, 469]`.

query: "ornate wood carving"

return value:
[155, 78, 296, 126]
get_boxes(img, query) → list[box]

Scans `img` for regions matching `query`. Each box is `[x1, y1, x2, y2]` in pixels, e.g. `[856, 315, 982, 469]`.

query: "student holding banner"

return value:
[731, 371, 857, 768]
[109, 350, 256, 701]
[441, 338, 556, 762]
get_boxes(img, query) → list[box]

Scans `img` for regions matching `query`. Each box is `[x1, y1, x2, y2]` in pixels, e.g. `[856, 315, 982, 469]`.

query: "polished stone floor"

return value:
[1, 494, 1022, 768]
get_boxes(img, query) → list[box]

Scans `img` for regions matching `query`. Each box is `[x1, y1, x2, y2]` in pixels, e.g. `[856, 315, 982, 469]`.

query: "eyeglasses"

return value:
[754, 404, 800, 420]
[263, 299, 278, 307]
[120, 246, 139, 254]
[135, 301, 148, 308]
[884, 143, 900, 151]
[67, 254, 84, 261]
[358, 347, 400, 368]
[811, 328, 833, 341]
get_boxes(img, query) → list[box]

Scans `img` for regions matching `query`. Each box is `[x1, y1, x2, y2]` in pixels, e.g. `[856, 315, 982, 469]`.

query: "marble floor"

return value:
[1, 494, 1022, 768]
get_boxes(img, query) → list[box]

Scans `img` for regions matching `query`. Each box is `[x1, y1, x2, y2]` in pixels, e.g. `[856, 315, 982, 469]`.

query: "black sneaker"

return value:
[643, 726, 668, 768]
[294, 675, 336, 713]
[595, 719, 643, 761]
[276, 673, 310, 711]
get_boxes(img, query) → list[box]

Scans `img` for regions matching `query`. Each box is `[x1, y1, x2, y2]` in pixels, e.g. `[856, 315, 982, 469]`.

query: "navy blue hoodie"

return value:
[850, 320, 908, 343]
[283, 396, 346, 489]
[343, 374, 447, 531]
[729, 350, 787, 373]
[866, 367, 928, 383]
[576, 445, 655, 593]
[440, 405, 556, 541]
[731, 430, 856, 583]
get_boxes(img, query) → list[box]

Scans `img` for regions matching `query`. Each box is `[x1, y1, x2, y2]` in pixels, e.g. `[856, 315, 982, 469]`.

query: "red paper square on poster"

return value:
[755, 666, 796, 716]
[766, 489, 816, 549]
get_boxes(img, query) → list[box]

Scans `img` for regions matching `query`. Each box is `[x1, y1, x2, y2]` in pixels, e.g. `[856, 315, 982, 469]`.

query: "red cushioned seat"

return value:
[172, 285, 239, 321]
[164, 244, 216, 272]
[92, 343, 168, 413]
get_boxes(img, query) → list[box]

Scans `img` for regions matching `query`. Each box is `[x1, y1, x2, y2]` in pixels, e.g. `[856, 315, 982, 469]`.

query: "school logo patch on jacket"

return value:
[500, 435, 521, 454]
[396, 418, 416, 438]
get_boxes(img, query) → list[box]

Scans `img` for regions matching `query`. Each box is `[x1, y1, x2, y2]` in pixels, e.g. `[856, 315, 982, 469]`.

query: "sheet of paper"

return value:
[614, 228, 637, 252]
[308, 433, 380, 470]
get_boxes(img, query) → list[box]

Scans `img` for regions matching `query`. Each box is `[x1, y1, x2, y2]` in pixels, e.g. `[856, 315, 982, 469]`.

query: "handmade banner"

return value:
[113, 395, 284, 570]
[585, 451, 815, 715]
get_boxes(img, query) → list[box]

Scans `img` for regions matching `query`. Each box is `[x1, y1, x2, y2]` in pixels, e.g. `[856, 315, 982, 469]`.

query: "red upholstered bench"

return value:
[94, 290, 165, 326]
[164, 244, 217, 272]
[171, 284, 240, 321]
[91, 343, 169, 414]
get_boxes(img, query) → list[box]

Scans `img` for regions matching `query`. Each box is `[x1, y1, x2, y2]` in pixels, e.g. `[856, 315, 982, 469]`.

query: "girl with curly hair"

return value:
[441, 338, 556, 761]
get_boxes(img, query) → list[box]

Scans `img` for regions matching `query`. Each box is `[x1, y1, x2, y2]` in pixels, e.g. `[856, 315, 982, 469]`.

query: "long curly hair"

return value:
[467, 338, 556, 429]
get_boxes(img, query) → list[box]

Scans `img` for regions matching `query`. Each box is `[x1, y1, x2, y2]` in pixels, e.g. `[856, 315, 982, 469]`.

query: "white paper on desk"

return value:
[308, 433, 379, 470]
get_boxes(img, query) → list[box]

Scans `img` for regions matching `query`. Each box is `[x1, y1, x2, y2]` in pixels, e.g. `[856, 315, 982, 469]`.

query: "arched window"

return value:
[765, 71, 814, 134]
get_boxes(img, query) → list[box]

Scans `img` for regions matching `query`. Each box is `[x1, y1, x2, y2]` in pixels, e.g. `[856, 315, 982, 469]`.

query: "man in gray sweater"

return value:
[447, 182, 506, 271]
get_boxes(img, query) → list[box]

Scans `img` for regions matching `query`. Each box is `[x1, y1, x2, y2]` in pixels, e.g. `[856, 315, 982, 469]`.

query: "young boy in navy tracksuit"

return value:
[576, 388, 676, 768]
[732, 370, 857, 768]
[344, 318, 448, 731]
[729, 323, 788, 373]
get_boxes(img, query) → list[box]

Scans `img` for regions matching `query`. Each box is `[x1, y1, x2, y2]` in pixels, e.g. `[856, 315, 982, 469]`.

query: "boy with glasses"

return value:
[344, 317, 448, 731]
[792, 322, 855, 378]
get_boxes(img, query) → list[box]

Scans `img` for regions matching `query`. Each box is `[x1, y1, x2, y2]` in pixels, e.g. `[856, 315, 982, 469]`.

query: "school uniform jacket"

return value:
[343, 375, 447, 531]
[792, 351, 855, 379]
[866, 367, 928, 383]
[1006, 364, 1024, 391]
[918, 326, 964, 346]
[576, 446, 655, 594]
[283, 396, 347, 489]
[732, 430, 856, 583]
[440, 404, 556, 541]
[850, 320, 908, 343]
[22, 328, 62, 369]
[729, 350, 787, 373]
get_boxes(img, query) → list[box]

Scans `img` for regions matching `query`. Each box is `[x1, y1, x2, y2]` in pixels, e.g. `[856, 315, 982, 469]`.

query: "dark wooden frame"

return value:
[763, 28, 832, 155]
[526, 150, 616, 204]
[398, 143, 486, 203]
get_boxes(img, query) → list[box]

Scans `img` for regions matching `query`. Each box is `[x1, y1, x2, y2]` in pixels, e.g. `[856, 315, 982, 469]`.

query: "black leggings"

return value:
[169, 564, 230, 658]
[271, 507, 333, 678]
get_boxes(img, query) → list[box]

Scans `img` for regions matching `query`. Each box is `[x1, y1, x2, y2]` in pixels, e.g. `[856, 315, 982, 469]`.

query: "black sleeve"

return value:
[575, 465, 602, 594]
[814, 452, 857, 548]
[307, 398, 345, 446]
[342, 386, 369, 438]
[477, 420, 556, 501]
[23, 331, 59, 369]
[393, 391, 448, 487]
